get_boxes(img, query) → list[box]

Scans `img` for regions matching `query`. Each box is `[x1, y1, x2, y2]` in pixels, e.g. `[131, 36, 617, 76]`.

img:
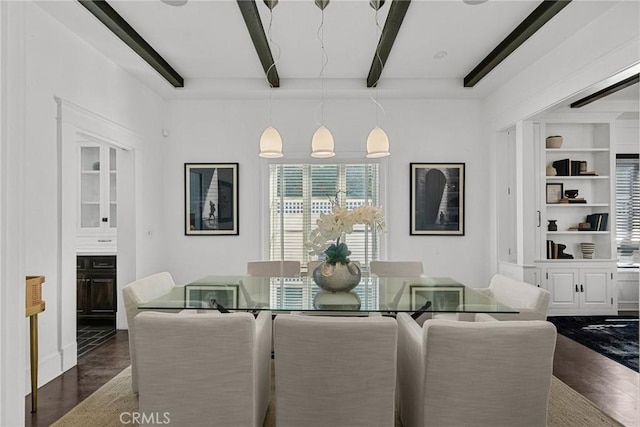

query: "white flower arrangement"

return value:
[307, 204, 385, 265]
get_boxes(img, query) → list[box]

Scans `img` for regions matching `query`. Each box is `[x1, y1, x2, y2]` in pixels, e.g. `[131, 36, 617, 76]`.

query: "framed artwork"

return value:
[185, 284, 239, 309]
[546, 183, 564, 204]
[410, 163, 465, 235]
[410, 285, 464, 312]
[185, 163, 238, 235]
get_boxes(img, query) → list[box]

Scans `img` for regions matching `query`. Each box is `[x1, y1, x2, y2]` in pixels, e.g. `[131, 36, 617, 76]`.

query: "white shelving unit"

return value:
[534, 117, 617, 315]
[77, 143, 117, 253]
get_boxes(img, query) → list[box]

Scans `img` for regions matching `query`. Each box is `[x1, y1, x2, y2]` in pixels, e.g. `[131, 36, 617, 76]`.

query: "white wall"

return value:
[163, 98, 490, 287]
[616, 119, 639, 154]
[19, 2, 164, 397]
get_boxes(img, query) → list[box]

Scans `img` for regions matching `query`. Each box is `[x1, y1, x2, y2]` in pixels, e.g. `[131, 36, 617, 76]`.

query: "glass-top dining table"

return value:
[139, 275, 518, 316]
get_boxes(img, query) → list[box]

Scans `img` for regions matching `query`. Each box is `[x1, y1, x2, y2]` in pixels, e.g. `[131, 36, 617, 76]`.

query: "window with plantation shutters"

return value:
[269, 164, 380, 274]
[616, 154, 639, 265]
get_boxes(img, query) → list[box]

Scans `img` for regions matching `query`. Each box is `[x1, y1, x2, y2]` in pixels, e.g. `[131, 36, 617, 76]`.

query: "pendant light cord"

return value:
[316, 9, 329, 127]
[266, 9, 281, 125]
[371, 7, 385, 127]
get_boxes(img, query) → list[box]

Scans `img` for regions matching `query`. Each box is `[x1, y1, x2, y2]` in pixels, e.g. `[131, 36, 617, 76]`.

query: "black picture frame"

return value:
[185, 284, 239, 309]
[410, 163, 465, 235]
[185, 163, 239, 235]
[546, 183, 564, 204]
[410, 285, 465, 311]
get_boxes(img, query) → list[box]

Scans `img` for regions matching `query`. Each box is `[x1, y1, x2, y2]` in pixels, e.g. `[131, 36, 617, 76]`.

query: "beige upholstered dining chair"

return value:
[369, 261, 425, 317]
[274, 314, 398, 427]
[122, 271, 176, 393]
[306, 260, 322, 276]
[247, 260, 301, 277]
[369, 260, 424, 277]
[135, 310, 272, 427]
[434, 273, 551, 321]
[396, 313, 557, 427]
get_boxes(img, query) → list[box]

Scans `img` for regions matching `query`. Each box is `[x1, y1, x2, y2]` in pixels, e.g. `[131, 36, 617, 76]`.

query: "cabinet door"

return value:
[579, 269, 611, 310]
[88, 275, 116, 315]
[546, 269, 579, 309]
[78, 145, 117, 234]
[77, 275, 88, 316]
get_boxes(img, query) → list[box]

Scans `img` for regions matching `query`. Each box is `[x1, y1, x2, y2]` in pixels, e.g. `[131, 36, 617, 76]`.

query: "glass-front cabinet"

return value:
[78, 143, 117, 252]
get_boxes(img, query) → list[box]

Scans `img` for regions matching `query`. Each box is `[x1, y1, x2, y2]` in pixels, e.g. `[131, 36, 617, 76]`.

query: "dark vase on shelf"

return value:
[548, 220, 558, 231]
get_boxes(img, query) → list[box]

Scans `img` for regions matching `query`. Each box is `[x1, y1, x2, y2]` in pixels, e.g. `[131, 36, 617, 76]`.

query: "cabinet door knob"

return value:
[101, 217, 108, 223]
[575, 284, 579, 292]
[580, 284, 584, 292]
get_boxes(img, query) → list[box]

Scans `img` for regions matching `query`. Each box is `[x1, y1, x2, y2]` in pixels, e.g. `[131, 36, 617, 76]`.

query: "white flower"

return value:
[306, 204, 386, 255]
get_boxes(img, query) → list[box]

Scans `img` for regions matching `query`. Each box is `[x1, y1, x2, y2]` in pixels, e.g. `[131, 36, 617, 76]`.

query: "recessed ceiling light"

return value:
[463, 0, 488, 5]
[433, 51, 448, 60]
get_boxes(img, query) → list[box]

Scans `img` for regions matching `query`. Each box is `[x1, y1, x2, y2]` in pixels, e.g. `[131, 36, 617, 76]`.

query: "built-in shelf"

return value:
[535, 258, 617, 263]
[546, 231, 609, 235]
[545, 148, 609, 153]
[536, 119, 616, 316]
[546, 176, 609, 180]
[546, 203, 609, 207]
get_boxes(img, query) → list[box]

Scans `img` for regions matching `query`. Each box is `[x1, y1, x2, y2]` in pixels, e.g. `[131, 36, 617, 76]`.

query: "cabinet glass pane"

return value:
[109, 148, 117, 171]
[110, 172, 117, 203]
[81, 147, 100, 171]
[81, 204, 100, 228]
[80, 143, 100, 228]
[81, 173, 100, 203]
[110, 204, 117, 228]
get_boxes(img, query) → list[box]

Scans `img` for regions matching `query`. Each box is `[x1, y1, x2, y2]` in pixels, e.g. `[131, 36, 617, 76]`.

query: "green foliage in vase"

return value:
[323, 242, 351, 265]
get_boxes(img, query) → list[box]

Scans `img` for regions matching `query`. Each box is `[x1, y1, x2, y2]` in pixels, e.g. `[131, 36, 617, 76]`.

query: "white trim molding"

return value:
[0, 2, 27, 425]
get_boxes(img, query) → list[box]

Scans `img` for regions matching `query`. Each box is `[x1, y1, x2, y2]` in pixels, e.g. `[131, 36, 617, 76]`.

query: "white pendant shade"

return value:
[311, 126, 336, 158]
[366, 126, 390, 158]
[259, 126, 284, 158]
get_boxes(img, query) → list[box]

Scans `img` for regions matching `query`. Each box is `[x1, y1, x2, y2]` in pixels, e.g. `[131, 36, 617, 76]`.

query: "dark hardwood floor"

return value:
[24, 330, 130, 427]
[26, 321, 640, 427]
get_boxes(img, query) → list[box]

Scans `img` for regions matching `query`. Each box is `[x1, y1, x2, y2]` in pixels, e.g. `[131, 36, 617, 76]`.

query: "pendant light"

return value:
[259, 0, 284, 158]
[311, 0, 335, 158]
[366, 0, 390, 158]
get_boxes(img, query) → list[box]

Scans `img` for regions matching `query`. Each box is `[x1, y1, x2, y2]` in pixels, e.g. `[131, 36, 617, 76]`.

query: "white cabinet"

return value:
[617, 269, 639, 312]
[77, 144, 117, 252]
[534, 115, 617, 315]
[543, 264, 615, 315]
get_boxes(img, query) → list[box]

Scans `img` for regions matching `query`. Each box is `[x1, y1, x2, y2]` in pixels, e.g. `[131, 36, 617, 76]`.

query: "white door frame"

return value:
[0, 2, 27, 425]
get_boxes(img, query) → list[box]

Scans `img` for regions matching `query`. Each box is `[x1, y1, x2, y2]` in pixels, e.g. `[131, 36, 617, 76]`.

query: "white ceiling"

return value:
[37, 0, 634, 102]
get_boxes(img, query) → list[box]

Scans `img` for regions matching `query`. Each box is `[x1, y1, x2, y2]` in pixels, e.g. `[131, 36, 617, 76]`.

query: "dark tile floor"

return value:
[77, 323, 117, 358]
[26, 319, 640, 427]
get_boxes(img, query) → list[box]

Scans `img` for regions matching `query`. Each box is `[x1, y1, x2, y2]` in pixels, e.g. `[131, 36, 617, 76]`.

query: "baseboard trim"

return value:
[61, 341, 78, 371]
[24, 351, 61, 394]
[618, 302, 639, 311]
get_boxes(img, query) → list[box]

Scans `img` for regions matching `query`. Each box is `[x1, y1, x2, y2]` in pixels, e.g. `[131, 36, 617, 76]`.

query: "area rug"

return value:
[548, 316, 639, 371]
[52, 365, 623, 427]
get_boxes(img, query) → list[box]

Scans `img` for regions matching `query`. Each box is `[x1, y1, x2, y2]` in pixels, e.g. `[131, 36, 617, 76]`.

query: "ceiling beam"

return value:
[78, 0, 184, 88]
[463, 0, 571, 88]
[570, 74, 640, 108]
[367, 0, 412, 88]
[237, 0, 280, 88]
